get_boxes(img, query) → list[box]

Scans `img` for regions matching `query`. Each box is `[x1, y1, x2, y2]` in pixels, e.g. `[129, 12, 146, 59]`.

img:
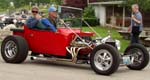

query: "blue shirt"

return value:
[26, 16, 39, 28]
[26, 17, 57, 32]
[41, 18, 57, 32]
[131, 12, 143, 31]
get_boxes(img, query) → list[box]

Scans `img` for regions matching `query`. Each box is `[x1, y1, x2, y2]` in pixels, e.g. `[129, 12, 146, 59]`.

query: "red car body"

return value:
[12, 25, 94, 57]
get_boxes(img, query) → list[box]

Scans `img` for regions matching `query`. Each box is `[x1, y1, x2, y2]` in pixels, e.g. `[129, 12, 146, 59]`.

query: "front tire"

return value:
[124, 44, 149, 70]
[1, 35, 28, 63]
[90, 44, 120, 75]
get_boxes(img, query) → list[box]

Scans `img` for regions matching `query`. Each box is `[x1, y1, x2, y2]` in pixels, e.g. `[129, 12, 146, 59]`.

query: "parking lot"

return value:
[0, 52, 150, 80]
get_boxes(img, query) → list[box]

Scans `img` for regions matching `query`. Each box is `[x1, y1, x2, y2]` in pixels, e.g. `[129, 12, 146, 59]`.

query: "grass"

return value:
[0, 9, 7, 14]
[82, 26, 130, 53]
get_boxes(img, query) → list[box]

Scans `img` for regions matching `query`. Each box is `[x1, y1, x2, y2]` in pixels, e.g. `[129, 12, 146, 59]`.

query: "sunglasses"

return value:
[32, 11, 38, 13]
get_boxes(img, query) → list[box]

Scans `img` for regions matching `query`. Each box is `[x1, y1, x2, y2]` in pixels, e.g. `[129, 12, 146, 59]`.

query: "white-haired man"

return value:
[128, 4, 143, 44]
[37, 6, 58, 32]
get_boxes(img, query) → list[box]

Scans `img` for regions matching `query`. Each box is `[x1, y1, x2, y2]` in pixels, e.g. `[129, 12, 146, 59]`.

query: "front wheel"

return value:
[124, 44, 149, 70]
[90, 44, 120, 75]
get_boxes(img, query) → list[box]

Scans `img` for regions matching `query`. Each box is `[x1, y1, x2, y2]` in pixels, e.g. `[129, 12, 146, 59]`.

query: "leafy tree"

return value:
[83, 5, 95, 18]
[126, 0, 150, 12]
[49, 0, 63, 5]
[89, 0, 150, 12]
[0, 0, 63, 10]
[0, 0, 10, 9]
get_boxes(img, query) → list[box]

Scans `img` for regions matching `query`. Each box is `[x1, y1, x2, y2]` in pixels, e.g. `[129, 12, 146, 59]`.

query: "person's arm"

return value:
[41, 19, 57, 32]
[26, 18, 39, 28]
[128, 18, 132, 32]
[132, 14, 142, 24]
[128, 25, 132, 32]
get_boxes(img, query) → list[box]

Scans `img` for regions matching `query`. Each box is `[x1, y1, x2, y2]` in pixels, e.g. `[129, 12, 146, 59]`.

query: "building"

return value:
[62, 0, 126, 26]
[89, 0, 126, 26]
[62, 0, 150, 27]
[63, 0, 87, 9]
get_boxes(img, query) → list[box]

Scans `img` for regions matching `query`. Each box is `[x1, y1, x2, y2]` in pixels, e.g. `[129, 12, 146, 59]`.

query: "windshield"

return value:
[58, 6, 83, 28]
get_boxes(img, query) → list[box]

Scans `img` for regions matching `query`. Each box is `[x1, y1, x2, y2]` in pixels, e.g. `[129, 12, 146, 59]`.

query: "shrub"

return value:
[82, 18, 100, 26]
[64, 18, 100, 27]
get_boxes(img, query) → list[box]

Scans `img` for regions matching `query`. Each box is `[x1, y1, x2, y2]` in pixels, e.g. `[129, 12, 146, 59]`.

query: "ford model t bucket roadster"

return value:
[1, 6, 149, 75]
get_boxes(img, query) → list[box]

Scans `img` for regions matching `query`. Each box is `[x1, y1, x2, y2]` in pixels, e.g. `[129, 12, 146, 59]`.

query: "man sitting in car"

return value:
[36, 6, 58, 32]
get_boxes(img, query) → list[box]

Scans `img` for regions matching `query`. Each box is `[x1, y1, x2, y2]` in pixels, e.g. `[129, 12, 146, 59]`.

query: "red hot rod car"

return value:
[0, 6, 149, 75]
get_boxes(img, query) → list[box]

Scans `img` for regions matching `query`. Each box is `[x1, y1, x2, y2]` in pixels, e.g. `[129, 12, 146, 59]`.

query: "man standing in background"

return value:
[128, 4, 143, 44]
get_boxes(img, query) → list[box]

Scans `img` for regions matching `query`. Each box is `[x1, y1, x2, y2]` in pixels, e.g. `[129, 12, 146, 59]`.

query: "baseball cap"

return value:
[48, 6, 57, 12]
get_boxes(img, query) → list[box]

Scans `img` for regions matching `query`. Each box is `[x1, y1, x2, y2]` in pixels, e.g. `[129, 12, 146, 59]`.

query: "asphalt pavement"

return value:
[0, 50, 150, 80]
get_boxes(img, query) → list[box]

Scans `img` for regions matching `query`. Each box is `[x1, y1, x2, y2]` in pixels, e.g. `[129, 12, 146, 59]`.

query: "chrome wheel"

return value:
[90, 44, 120, 75]
[4, 41, 17, 59]
[128, 48, 144, 66]
[94, 49, 113, 71]
[124, 44, 149, 70]
[1, 36, 28, 63]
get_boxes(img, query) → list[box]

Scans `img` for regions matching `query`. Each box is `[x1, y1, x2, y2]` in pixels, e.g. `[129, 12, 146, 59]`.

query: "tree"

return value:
[83, 5, 95, 18]
[0, 0, 62, 10]
[49, 0, 63, 5]
[0, 0, 10, 9]
[126, 0, 150, 12]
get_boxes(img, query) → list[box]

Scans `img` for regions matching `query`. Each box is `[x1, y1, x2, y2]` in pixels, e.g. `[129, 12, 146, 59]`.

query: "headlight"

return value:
[1, 18, 5, 22]
[21, 20, 26, 23]
[13, 19, 17, 24]
[101, 36, 111, 43]
[101, 36, 121, 50]
[115, 39, 121, 50]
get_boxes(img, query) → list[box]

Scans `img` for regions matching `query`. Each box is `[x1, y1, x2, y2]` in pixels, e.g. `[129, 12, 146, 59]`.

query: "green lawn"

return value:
[82, 26, 130, 53]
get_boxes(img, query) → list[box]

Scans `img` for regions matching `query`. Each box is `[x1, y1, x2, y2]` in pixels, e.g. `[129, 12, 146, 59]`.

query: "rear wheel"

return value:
[90, 44, 120, 75]
[124, 44, 149, 70]
[1, 35, 28, 63]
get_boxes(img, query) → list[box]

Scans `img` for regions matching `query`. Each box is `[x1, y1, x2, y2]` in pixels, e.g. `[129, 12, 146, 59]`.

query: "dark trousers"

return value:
[131, 32, 141, 44]
[131, 26, 141, 44]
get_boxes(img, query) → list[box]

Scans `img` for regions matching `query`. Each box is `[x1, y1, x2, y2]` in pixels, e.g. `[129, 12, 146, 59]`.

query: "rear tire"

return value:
[124, 44, 149, 70]
[1, 35, 28, 63]
[90, 44, 120, 75]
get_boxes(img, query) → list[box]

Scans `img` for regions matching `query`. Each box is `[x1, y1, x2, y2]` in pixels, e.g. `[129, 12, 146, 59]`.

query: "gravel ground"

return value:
[0, 53, 150, 80]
